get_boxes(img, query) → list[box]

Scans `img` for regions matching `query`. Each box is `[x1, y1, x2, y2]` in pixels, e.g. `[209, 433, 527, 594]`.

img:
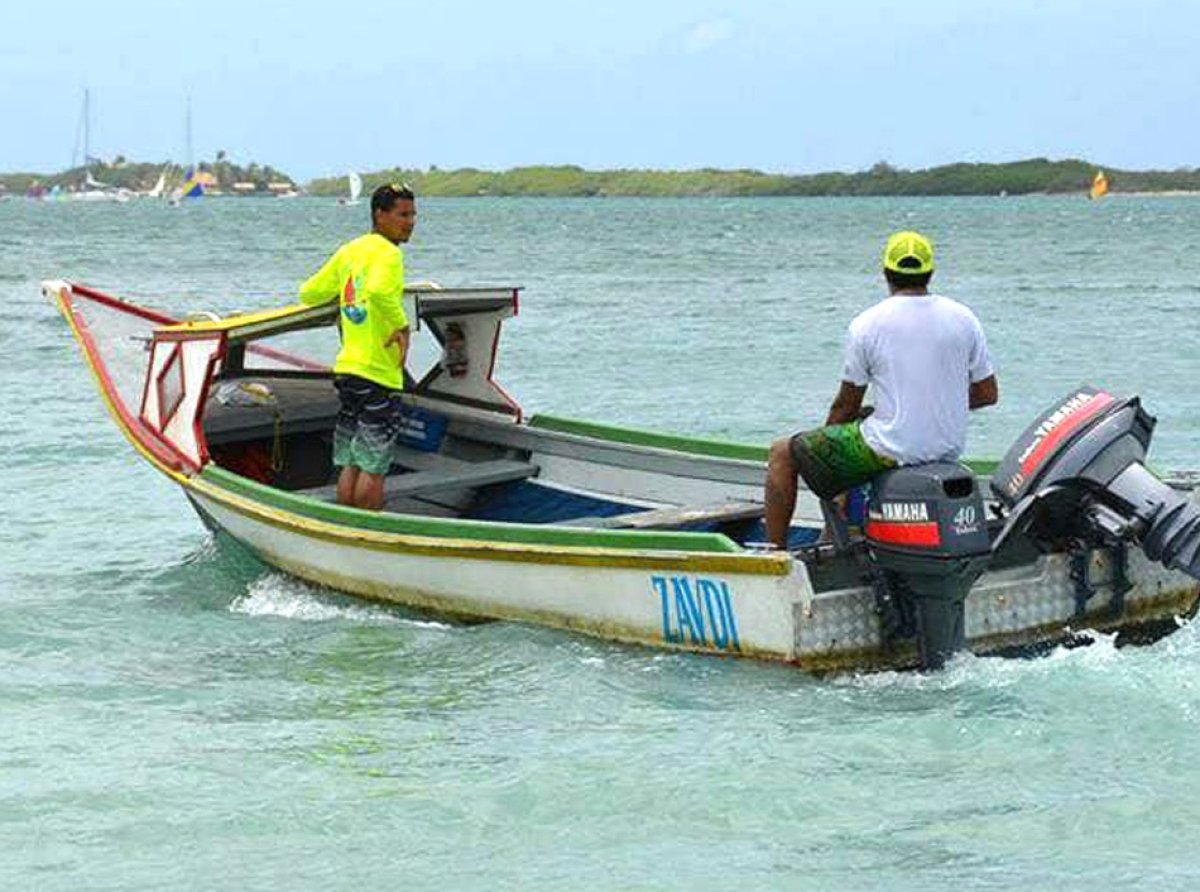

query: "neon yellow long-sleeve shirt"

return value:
[299, 232, 409, 390]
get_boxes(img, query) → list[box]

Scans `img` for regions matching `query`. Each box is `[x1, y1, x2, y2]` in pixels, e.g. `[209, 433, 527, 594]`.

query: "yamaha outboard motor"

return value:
[865, 463, 992, 669]
[991, 385, 1200, 578]
[861, 385, 1200, 671]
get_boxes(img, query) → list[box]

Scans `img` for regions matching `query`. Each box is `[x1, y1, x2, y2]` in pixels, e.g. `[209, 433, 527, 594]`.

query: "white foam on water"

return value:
[229, 573, 450, 630]
[829, 626, 1129, 695]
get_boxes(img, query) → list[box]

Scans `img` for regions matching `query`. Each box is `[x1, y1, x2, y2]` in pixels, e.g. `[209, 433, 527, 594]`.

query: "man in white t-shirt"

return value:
[764, 231, 999, 549]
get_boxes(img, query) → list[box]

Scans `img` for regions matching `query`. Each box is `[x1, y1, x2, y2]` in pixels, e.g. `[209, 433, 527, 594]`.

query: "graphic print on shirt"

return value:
[342, 273, 368, 324]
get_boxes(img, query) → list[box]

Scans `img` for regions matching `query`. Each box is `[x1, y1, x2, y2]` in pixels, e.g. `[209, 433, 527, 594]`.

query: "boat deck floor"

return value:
[300, 459, 540, 504]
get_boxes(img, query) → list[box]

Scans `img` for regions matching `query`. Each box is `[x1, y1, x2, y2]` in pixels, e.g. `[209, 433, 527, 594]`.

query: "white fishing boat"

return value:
[41, 280, 1200, 672]
[69, 170, 132, 203]
[68, 188, 127, 203]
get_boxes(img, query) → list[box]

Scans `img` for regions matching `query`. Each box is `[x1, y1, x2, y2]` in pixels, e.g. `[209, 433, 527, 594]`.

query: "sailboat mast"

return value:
[185, 95, 193, 169]
[71, 88, 89, 169]
[84, 88, 90, 167]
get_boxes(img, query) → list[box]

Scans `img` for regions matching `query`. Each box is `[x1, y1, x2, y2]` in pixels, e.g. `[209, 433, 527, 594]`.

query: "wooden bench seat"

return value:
[301, 458, 538, 503]
[562, 500, 763, 530]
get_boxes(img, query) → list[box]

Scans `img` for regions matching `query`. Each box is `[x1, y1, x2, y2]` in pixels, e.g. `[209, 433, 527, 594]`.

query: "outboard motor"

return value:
[858, 385, 1200, 672]
[865, 462, 992, 669]
[991, 385, 1200, 578]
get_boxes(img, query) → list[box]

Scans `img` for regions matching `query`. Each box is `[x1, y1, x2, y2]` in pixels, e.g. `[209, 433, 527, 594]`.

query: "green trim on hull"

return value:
[527, 414, 768, 462]
[200, 465, 744, 553]
[525, 413, 1000, 475]
[964, 457, 1000, 474]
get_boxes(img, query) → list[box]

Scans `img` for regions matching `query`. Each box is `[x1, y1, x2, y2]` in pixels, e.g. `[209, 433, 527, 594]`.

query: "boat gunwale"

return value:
[527, 413, 1002, 475]
[190, 466, 794, 574]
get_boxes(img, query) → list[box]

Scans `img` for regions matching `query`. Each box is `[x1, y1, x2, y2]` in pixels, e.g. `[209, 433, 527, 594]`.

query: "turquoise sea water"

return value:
[3, 195, 1200, 889]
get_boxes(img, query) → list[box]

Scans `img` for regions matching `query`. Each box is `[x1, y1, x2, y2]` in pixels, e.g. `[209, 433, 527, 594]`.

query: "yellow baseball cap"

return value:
[883, 231, 935, 275]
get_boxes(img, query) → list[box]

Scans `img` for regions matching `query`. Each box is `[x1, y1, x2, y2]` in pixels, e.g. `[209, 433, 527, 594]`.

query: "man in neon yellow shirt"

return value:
[299, 183, 415, 510]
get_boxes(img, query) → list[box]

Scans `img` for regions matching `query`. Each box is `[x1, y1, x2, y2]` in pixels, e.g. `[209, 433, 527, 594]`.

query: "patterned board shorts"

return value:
[789, 420, 896, 501]
[333, 375, 403, 475]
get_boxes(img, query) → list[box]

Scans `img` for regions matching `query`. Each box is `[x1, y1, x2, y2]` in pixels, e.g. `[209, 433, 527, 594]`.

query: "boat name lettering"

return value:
[652, 575, 741, 652]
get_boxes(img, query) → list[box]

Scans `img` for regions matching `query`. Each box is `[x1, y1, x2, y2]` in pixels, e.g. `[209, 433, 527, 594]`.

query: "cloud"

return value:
[681, 17, 734, 54]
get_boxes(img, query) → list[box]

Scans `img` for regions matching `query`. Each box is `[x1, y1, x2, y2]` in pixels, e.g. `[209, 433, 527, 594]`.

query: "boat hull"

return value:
[185, 483, 804, 661]
[185, 474, 1200, 673]
[45, 278, 1200, 673]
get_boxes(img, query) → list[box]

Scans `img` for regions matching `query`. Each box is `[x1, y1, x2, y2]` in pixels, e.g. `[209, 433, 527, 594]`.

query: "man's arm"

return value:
[385, 326, 411, 365]
[965, 312, 997, 410]
[826, 381, 868, 425]
[298, 253, 341, 306]
[969, 375, 998, 409]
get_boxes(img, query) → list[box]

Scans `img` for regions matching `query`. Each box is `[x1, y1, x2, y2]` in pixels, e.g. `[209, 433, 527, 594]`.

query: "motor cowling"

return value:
[865, 462, 992, 669]
[992, 385, 1154, 510]
[991, 385, 1200, 580]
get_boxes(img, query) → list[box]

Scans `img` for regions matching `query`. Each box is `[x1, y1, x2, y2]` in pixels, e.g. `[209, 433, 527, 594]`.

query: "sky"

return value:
[2, 0, 1198, 180]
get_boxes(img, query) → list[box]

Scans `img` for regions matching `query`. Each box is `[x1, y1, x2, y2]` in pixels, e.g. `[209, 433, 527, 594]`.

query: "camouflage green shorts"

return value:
[333, 375, 403, 476]
[789, 420, 895, 500]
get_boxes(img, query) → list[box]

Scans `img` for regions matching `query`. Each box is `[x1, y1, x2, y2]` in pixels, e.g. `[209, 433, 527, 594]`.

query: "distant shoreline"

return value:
[305, 160, 1200, 199]
[6, 157, 1200, 199]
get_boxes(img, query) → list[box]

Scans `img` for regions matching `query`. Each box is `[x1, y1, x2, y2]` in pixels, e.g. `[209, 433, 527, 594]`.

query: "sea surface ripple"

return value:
[2, 195, 1199, 890]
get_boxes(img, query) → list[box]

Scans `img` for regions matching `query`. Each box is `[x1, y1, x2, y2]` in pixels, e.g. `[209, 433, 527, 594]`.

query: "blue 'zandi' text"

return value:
[652, 575, 741, 652]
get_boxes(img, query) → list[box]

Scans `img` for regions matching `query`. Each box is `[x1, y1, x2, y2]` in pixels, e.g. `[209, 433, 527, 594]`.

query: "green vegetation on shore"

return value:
[0, 154, 294, 195]
[308, 158, 1200, 197]
[6, 156, 1200, 197]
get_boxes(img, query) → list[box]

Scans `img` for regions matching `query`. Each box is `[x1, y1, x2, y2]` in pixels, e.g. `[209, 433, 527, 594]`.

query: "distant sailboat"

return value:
[171, 168, 205, 202]
[146, 167, 168, 199]
[1089, 170, 1109, 200]
[345, 170, 362, 205]
[169, 97, 204, 204]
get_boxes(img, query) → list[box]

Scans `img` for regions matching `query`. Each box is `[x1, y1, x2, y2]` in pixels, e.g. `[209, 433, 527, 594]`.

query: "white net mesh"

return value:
[70, 294, 164, 415]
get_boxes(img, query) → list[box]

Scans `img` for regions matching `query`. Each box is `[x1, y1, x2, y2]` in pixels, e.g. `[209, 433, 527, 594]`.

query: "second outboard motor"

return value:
[865, 462, 992, 669]
[991, 385, 1200, 579]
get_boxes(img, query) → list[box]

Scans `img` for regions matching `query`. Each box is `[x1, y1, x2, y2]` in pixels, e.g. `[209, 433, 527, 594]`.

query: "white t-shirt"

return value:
[841, 293, 994, 465]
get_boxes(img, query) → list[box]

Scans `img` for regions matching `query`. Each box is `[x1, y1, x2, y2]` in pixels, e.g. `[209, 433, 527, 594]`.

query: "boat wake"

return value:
[829, 631, 1128, 695]
[829, 615, 1200, 697]
[230, 573, 451, 629]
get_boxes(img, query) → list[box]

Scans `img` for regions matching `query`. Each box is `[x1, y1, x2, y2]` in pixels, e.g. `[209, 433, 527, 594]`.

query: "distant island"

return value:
[5, 156, 1200, 198]
[309, 159, 1200, 197]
